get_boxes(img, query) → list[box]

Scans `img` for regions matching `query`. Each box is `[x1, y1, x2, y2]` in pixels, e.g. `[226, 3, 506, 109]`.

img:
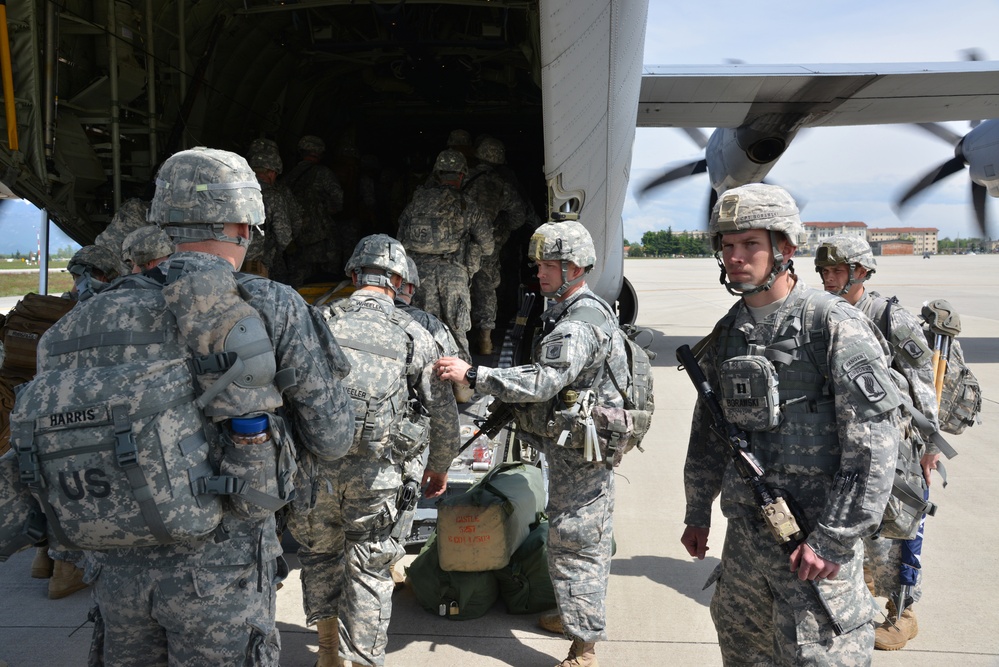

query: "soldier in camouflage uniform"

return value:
[282, 135, 345, 285]
[244, 139, 304, 283]
[121, 226, 174, 273]
[94, 198, 150, 257]
[436, 220, 624, 667]
[289, 234, 459, 667]
[815, 235, 940, 651]
[397, 149, 493, 362]
[464, 137, 529, 355]
[681, 184, 901, 665]
[72, 147, 354, 666]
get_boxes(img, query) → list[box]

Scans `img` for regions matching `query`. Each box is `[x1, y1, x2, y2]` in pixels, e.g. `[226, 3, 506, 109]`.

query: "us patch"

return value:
[545, 343, 563, 360]
[853, 372, 887, 402]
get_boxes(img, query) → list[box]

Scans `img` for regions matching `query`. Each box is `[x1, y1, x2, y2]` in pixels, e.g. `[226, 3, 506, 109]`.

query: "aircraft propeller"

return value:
[895, 120, 997, 237]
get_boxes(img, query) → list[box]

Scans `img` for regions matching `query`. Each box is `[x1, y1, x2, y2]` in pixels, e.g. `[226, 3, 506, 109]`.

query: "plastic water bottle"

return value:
[230, 414, 270, 445]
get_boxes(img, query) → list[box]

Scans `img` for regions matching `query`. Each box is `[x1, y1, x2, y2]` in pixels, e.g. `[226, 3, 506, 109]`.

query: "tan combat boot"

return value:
[555, 638, 598, 667]
[478, 328, 494, 355]
[874, 600, 918, 650]
[538, 610, 564, 635]
[48, 560, 88, 599]
[31, 547, 54, 579]
[863, 564, 876, 597]
[314, 617, 339, 667]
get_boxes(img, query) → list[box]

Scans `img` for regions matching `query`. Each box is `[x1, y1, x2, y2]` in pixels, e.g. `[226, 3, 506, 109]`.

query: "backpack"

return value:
[923, 333, 982, 435]
[494, 517, 557, 614]
[322, 298, 425, 459]
[397, 187, 469, 255]
[561, 295, 657, 465]
[9, 263, 294, 550]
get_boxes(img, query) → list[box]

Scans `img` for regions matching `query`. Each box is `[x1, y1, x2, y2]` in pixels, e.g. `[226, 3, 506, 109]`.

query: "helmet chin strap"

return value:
[835, 264, 870, 296]
[541, 261, 587, 299]
[718, 231, 793, 297]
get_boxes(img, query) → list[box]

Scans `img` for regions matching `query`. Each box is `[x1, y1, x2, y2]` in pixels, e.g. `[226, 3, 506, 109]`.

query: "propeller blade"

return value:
[639, 159, 708, 196]
[915, 123, 963, 147]
[896, 156, 967, 209]
[681, 127, 710, 150]
[971, 181, 988, 237]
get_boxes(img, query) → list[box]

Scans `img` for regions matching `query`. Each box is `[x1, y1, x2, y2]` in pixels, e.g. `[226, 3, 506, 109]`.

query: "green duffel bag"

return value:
[436, 462, 546, 572]
[406, 530, 499, 621]
[495, 518, 556, 614]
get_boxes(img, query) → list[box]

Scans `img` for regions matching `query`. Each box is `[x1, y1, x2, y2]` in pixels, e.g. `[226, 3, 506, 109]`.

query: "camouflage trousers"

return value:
[710, 517, 876, 666]
[87, 558, 281, 666]
[863, 531, 924, 603]
[543, 443, 616, 643]
[287, 453, 405, 667]
[471, 252, 501, 330]
[410, 255, 472, 361]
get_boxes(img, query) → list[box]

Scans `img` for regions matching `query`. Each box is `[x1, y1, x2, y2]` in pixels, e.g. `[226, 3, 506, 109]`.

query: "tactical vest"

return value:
[712, 291, 842, 475]
[398, 187, 469, 255]
[10, 262, 294, 550]
[323, 298, 427, 461]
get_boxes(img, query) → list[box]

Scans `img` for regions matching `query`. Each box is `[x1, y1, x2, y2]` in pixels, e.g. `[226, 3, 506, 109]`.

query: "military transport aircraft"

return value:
[2, 0, 999, 326]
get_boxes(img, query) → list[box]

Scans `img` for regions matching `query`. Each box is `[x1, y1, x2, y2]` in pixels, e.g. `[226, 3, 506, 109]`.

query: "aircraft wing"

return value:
[637, 62, 999, 129]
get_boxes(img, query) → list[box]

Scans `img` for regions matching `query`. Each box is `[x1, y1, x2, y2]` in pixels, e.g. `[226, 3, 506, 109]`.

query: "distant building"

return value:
[867, 227, 938, 255]
[801, 221, 868, 253]
[872, 239, 915, 256]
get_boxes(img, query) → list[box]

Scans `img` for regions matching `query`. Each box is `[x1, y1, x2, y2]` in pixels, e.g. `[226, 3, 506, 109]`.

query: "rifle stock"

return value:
[676, 344, 843, 635]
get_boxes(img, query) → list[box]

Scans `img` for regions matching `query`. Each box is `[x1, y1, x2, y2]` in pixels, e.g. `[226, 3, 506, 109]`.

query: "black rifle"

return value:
[676, 344, 843, 636]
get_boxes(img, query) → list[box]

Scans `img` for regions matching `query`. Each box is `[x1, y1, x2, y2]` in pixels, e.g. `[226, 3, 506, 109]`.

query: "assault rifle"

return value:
[676, 344, 843, 635]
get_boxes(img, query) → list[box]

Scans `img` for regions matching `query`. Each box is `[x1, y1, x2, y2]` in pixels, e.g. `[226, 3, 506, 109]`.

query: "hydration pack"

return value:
[322, 298, 427, 460]
[10, 261, 295, 550]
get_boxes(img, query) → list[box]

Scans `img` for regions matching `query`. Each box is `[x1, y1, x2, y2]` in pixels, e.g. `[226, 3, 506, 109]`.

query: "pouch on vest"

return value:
[718, 355, 781, 431]
[162, 266, 284, 419]
[212, 413, 297, 521]
[879, 432, 935, 540]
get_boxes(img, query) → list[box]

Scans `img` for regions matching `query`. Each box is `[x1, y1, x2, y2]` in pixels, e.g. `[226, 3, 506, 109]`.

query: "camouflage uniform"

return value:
[855, 290, 938, 604]
[290, 288, 458, 666]
[397, 150, 493, 360]
[396, 256, 461, 357]
[94, 198, 150, 256]
[244, 140, 304, 283]
[473, 285, 626, 642]
[74, 148, 355, 666]
[281, 136, 346, 284]
[687, 277, 902, 663]
[464, 139, 529, 333]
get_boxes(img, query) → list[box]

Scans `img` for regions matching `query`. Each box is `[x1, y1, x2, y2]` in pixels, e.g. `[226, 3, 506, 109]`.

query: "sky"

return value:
[624, 0, 999, 245]
[0, 199, 78, 256]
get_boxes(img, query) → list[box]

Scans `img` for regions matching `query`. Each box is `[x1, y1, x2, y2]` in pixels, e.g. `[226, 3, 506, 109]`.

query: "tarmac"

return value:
[1, 254, 997, 666]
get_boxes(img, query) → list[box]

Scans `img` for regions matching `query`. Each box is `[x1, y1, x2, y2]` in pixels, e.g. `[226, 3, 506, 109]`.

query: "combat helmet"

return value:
[68, 244, 124, 301]
[403, 256, 421, 289]
[149, 147, 264, 248]
[528, 220, 596, 298]
[814, 235, 876, 296]
[247, 138, 283, 174]
[447, 129, 472, 148]
[297, 135, 326, 156]
[121, 225, 175, 271]
[433, 149, 468, 187]
[345, 234, 409, 294]
[709, 183, 805, 296]
[475, 137, 506, 165]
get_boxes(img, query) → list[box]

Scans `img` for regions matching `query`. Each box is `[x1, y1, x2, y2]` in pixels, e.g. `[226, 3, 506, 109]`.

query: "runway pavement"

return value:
[1, 255, 997, 666]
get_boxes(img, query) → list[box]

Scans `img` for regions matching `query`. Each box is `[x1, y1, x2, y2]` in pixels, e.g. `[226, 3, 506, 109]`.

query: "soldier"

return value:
[121, 225, 174, 273]
[68, 147, 354, 665]
[446, 128, 474, 162]
[815, 235, 940, 651]
[396, 256, 461, 357]
[435, 220, 624, 667]
[244, 138, 304, 283]
[397, 149, 493, 362]
[282, 135, 345, 285]
[464, 137, 529, 354]
[289, 234, 459, 667]
[680, 184, 901, 664]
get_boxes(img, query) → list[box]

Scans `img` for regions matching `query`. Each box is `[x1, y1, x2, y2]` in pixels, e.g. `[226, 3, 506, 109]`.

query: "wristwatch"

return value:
[465, 366, 478, 389]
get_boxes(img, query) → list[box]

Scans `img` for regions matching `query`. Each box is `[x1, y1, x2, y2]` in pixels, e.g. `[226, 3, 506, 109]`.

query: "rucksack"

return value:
[561, 295, 656, 465]
[406, 530, 500, 621]
[397, 187, 470, 255]
[494, 517, 557, 614]
[923, 332, 982, 435]
[322, 298, 425, 459]
[9, 263, 295, 550]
